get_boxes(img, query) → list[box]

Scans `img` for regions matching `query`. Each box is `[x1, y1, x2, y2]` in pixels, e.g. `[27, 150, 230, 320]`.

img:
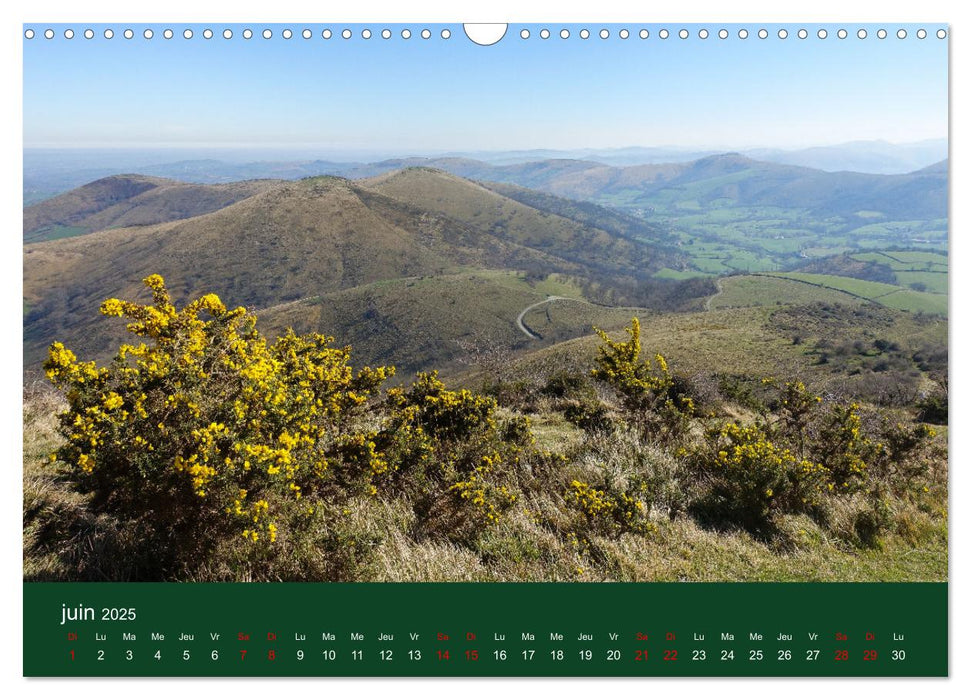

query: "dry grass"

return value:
[22, 384, 136, 580]
[23, 373, 947, 583]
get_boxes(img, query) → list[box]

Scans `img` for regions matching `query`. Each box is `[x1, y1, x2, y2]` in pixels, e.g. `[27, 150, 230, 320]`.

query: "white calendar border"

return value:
[2, 0, 963, 698]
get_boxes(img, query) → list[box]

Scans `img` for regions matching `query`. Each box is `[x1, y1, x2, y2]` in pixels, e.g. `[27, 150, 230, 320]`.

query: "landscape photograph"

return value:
[22, 24, 948, 583]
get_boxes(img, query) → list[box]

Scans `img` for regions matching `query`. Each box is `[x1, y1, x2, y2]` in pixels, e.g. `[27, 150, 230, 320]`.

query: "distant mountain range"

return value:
[25, 153, 948, 226]
[449, 139, 948, 174]
[392, 154, 948, 221]
[744, 139, 947, 176]
[23, 139, 947, 204]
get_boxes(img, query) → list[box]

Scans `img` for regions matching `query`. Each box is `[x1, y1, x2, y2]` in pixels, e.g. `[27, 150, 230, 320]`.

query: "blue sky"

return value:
[23, 23, 948, 152]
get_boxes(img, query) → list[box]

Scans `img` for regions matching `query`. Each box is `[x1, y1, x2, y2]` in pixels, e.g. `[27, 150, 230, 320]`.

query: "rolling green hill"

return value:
[410, 156, 947, 277]
[763, 272, 947, 316]
[709, 275, 866, 310]
[479, 180, 676, 251]
[850, 250, 948, 294]
[703, 270, 946, 317]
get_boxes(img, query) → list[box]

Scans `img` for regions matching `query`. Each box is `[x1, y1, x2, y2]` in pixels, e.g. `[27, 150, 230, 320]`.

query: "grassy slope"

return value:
[23, 225, 88, 244]
[259, 273, 548, 375]
[852, 251, 947, 269]
[517, 298, 648, 343]
[706, 264, 946, 316]
[258, 271, 645, 376]
[24, 307, 947, 581]
[23, 175, 279, 239]
[358, 168, 670, 276]
[24, 175, 612, 367]
[497, 304, 946, 404]
[764, 272, 947, 316]
[851, 251, 948, 294]
[711, 275, 865, 310]
[510, 307, 808, 383]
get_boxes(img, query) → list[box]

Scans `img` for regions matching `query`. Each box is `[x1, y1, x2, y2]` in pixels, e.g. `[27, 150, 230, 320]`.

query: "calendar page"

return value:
[21, 19, 949, 679]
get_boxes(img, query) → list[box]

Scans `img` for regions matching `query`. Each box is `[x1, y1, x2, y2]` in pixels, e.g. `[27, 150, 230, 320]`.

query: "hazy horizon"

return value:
[22, 136, 948, 154]
[24, 23, 947, 152]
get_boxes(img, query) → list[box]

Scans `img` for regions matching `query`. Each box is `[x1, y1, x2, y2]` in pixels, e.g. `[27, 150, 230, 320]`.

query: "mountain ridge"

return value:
[23, 169, 681, 368]
[23, 174, 281, 240]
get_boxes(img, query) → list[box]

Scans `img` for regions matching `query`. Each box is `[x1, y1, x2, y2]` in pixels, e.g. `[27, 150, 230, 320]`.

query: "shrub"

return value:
[542, 369, 594, 400]
[591, 318, 672, 413]
[409, 455, 521, 546]
[448, 454, 519, 529]
[381, 371, 530, 543]
[564, 479, 654, 537]
[916, 393, 948, 424]
[44, 275, 396, 574]
[698, 421, 828, 532]
[814, 403, 874, 494]
[384, 371, 496, 445]
[563, 400, 613, 433]
[770, 380, 822, 457]
[715, 374, 768, 412]
[591, 317, 693, 440]
[579, 427, 687, 518]
[871, 420, 938, 489]
[853, 495, 893, 549]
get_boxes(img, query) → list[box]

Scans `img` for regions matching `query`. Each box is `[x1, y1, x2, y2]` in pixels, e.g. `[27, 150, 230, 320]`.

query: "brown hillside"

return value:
[23, 174, 616, 366]
[358, 167, 666, 275]
[23, 174, 278, 239]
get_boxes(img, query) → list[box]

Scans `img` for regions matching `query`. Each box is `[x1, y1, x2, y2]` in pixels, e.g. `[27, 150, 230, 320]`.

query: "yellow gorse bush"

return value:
[590, 318, 693, 441]
[710, 421, 829, 526]
[817, 402, 872, 493]
[565, 479, 654, 536]
[43, 276, 541, 575]
[45, 275, 394, 550]
[386, 371, 497, 443]
[592, 318, 672, 407]
[448, 454, 518, 525]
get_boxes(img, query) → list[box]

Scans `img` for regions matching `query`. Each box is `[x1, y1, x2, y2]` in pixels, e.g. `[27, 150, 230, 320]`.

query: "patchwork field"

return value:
[765, 272, 946, 316]
[709, 275, 864, 310]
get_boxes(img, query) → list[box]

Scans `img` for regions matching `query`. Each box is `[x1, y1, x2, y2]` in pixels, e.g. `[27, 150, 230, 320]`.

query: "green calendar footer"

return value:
[23, 582, 947, 677]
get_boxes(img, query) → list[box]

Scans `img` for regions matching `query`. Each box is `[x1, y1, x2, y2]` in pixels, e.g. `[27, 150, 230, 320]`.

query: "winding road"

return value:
[515, 295, 571, 339]
[704, 278, 724, 312]
[515, 295, 645, 340]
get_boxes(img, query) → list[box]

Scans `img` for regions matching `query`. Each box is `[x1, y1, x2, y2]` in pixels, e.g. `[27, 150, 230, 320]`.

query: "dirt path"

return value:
[253, 295, 319, 314]
[515, 295, 571, 339]
[705, 277, 724, 312]
[515, 295, 645, 340]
